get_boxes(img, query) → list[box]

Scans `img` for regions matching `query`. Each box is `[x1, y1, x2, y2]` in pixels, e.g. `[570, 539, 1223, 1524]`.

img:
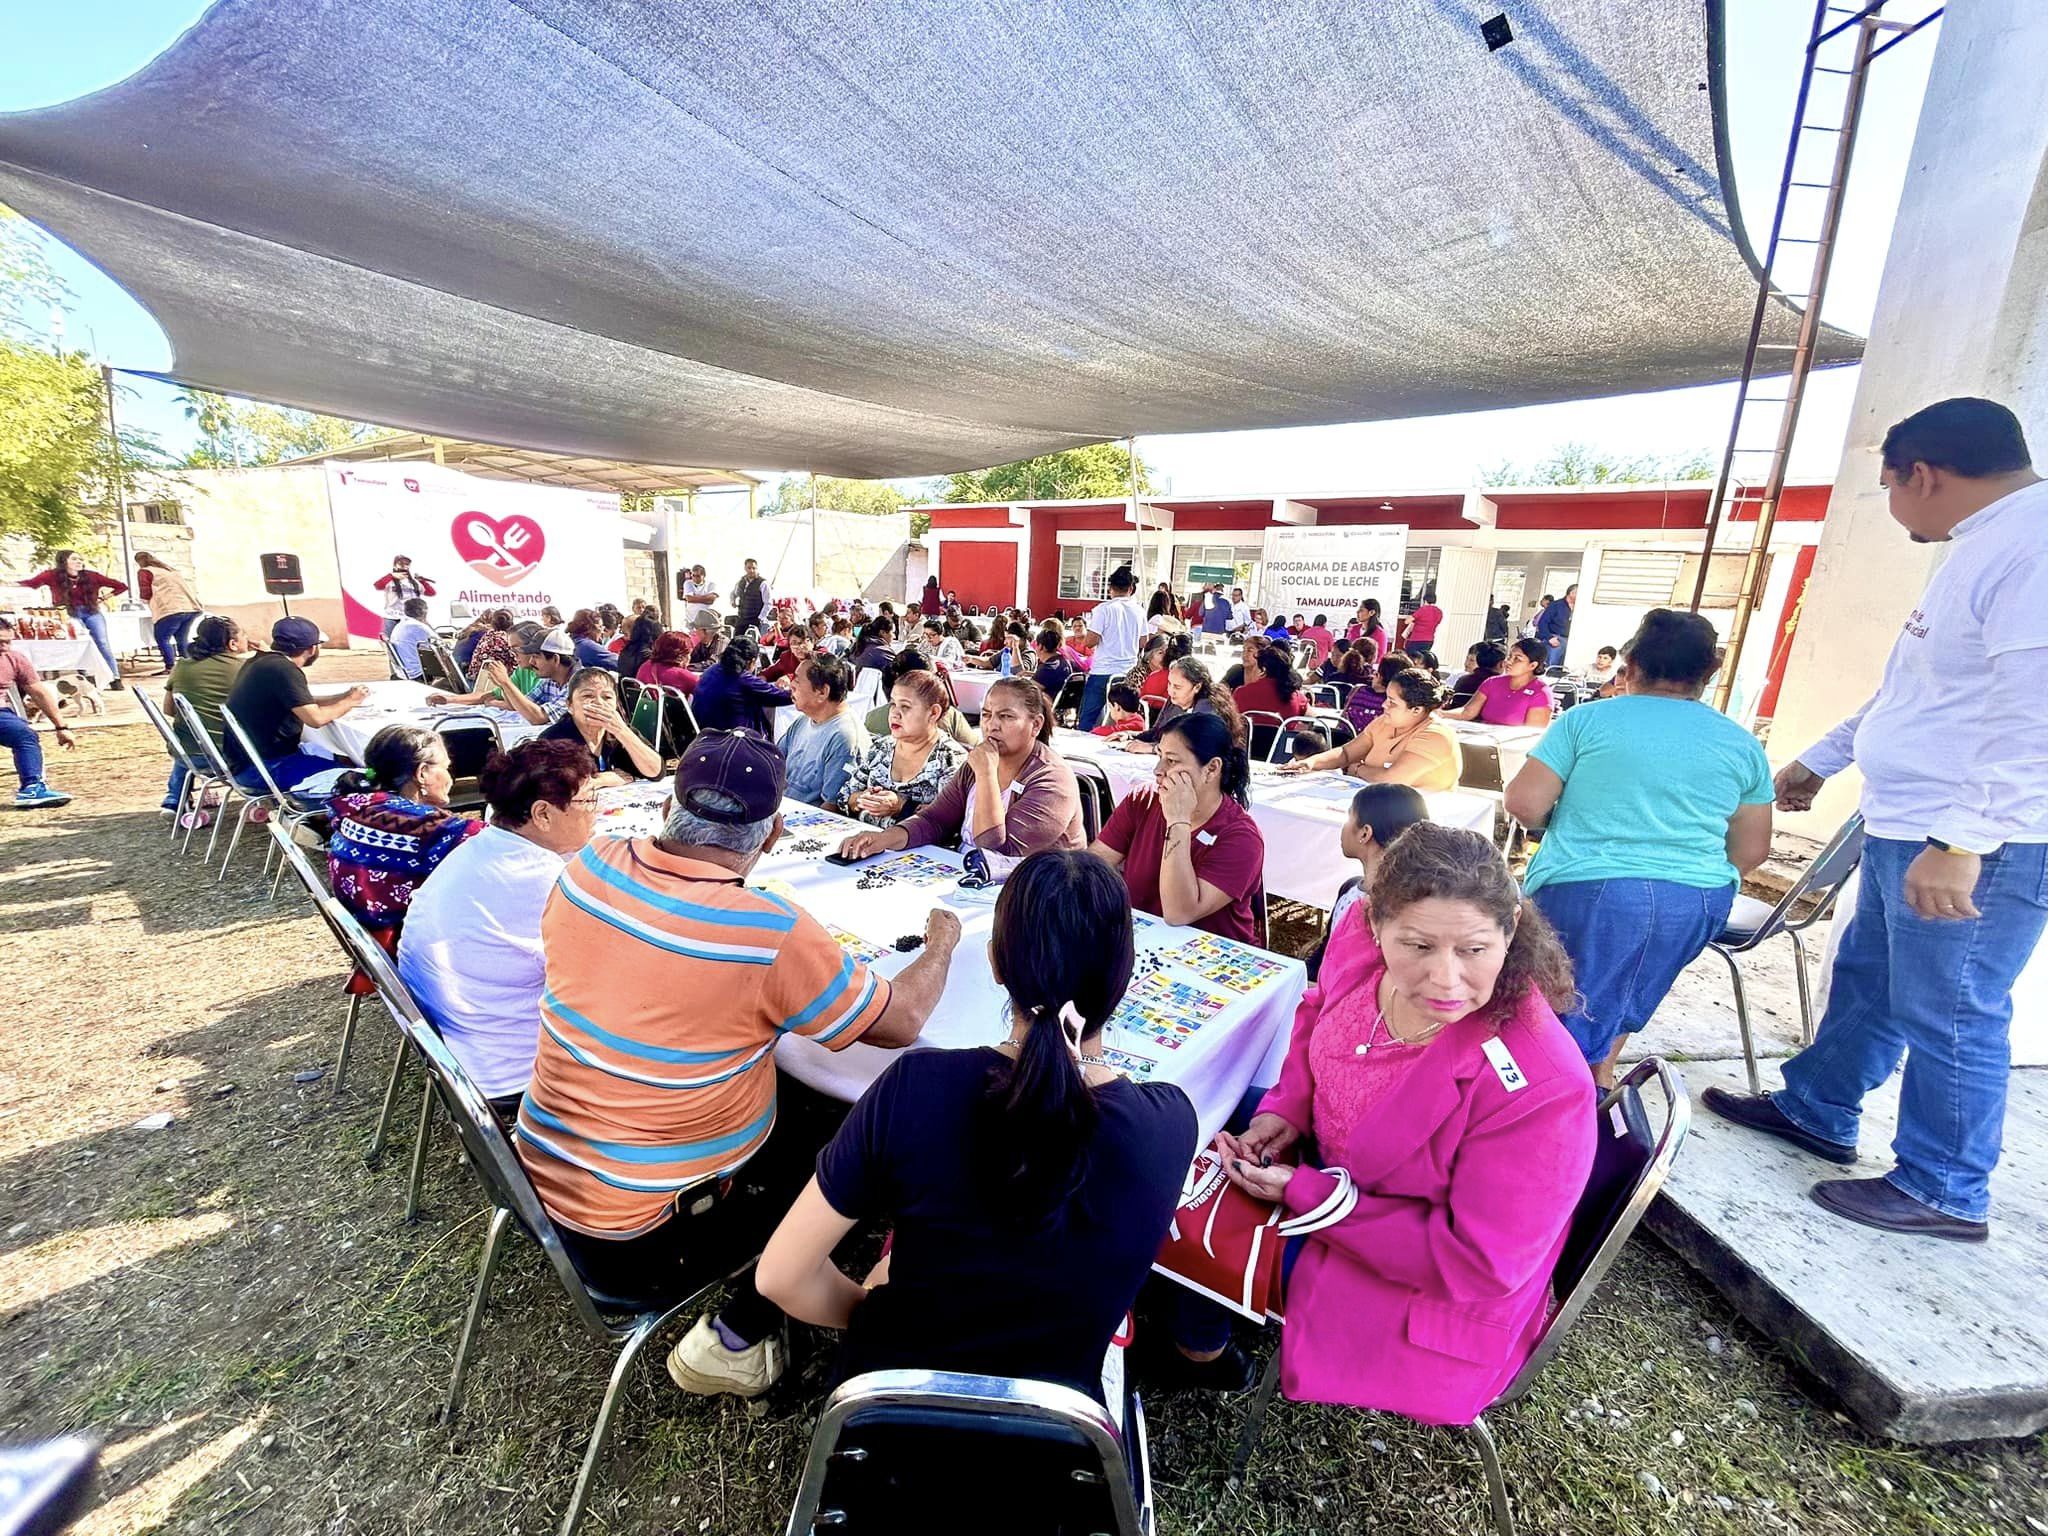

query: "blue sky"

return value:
[2, 1, 1942, 494]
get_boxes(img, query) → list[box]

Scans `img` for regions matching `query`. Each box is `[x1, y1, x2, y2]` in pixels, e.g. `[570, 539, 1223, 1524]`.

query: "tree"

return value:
[1478, 442, 1715, 486]
[938, 441, 1156, 504]
[0, 207, 169, 550]
[177, 397, 379, 467]
[179, 387, 239, 466]
[762, 474, 911, 520]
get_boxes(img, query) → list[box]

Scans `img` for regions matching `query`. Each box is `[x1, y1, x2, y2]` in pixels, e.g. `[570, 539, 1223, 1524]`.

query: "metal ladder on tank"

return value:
[1693, 0, 1943, 716]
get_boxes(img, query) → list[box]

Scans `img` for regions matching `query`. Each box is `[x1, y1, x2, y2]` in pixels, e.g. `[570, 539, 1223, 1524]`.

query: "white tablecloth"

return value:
[949, 669, 997, 715]
[1053, 730, 1498, 909]
[588, 787, 1307, 1142]
[302, 679, 543, 763]
[14, 637, 113, 686]
[102, 608, 155, 656]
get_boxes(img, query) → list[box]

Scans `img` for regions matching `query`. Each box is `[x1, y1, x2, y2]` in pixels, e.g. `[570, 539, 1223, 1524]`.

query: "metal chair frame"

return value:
[1233, 1058, 1690, 1536]
[427, 641, 471, 693]
[1240, 709, 1286, 765]
[1053, 671, 1087, 728]
[1708, 814, 1866, 1093]
[1273, 713, 1329, 765]
[171, 693, 257, 867]
[785, 1370, 1153, 1536]
[135, 688, 214, 840]
[328, 906, 726, 1536]
[263, 819, 384, 1098]
[218, 705, 329, 885]
[1069, 758, 1117, 846]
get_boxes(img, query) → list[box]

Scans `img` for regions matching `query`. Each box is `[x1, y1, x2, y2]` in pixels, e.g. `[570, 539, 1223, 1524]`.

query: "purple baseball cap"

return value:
[674, 729, 785, 824]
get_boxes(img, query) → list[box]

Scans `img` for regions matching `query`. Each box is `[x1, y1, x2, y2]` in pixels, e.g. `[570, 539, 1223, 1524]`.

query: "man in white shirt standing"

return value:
[1706, 398, 2048, 1242]
[1226, 586, 1251, 636]
[679, 565, 720, 627]
[1080, 565, 1144, 730]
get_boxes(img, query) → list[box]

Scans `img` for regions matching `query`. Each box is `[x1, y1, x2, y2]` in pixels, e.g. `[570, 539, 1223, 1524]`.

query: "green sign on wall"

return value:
[1188, 563, 1235, 587]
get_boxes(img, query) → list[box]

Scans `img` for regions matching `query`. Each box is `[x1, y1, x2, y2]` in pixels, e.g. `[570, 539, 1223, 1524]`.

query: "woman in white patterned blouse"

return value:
[842, 670, 964, 826]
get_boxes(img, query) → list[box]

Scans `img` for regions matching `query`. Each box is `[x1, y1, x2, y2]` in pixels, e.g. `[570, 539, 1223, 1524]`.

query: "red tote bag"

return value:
[1152, 1148, 1356, 1322]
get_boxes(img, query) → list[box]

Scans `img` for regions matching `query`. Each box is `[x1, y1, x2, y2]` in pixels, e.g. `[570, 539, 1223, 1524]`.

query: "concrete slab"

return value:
[1648, 1057, 2048, 1444]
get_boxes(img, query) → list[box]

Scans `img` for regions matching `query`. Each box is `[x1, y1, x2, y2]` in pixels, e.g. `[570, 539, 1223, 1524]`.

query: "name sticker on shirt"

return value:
[1481, 1036, 1529, 1093]
[1195, 830, 1218, 846]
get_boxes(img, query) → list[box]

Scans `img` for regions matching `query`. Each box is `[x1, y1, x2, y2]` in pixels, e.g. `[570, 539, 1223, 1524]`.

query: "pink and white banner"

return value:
[327, 464, 623, 640]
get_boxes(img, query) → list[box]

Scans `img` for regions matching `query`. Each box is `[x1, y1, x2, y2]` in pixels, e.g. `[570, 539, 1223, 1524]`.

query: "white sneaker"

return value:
[665, 1314, 784, 1398]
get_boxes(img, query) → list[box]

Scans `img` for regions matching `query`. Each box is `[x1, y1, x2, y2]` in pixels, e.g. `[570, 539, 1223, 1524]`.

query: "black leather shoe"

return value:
[1811, 1177, 1989, 1243]
[1700, 1087, 1859, 1165]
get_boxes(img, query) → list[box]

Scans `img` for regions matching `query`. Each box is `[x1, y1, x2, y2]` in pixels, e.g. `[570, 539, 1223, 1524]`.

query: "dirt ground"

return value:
[2, 690, 2044, 1536]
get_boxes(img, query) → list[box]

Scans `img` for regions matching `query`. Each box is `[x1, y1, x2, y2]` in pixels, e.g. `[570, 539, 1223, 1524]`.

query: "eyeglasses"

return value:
[566, 794, 601, 810]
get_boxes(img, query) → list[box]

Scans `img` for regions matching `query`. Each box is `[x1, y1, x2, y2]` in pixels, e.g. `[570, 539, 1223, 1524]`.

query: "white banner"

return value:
[1258, 524, 1408, 622]
[327, 464, 624, 640]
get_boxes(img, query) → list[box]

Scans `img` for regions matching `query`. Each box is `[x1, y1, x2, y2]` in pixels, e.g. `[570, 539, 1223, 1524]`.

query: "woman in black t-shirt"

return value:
[758, 850, 1197, 1403]
[536, 667, 662, 786]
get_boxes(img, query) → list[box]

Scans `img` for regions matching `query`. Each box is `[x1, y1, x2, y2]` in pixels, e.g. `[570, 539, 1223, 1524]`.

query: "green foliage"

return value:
[1479, 442, 1716, 487]
[176, 393, 379, 467]
[762, 474, 912, 519]
[0, 205, 170, 549]
[938, 441, 1155, 504]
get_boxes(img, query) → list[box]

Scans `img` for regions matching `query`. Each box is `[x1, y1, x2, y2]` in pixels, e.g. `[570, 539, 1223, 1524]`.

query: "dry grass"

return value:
[1, 721, 2042, 1535]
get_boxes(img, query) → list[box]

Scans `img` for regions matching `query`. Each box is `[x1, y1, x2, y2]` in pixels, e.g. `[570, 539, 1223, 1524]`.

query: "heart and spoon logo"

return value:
[450, 512, 547, 586]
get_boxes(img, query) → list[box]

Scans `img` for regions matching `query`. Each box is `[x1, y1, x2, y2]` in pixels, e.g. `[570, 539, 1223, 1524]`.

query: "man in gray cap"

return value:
[219, 616, 368, 792]
[515, 730, 961, 1399]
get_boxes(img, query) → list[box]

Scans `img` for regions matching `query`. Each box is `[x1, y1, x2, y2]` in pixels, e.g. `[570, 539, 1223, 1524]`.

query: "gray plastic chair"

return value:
[1707, 814, 1866, 1093]
[786, 1371, 1154, 1536]
[326, 903, 731, 1536]
[1235, 1058, 1690, 1536]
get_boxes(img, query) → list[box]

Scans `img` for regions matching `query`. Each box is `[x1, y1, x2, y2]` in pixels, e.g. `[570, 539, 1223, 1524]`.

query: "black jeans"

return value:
[554, 1075, 842, 1343]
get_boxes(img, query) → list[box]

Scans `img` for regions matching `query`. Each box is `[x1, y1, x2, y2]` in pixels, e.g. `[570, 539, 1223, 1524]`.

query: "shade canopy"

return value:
[278, 432, 760, 497]
[0, 0, 1857, 477]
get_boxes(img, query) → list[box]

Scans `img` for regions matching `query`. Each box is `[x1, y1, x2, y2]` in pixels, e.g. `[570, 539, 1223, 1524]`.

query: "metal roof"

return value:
[277, 432, 759, 497]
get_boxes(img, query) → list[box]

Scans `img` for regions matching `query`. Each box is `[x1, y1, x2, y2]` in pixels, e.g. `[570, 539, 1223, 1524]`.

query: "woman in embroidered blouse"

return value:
[843, 670, 965, 826]
[327, 725, 484, 935]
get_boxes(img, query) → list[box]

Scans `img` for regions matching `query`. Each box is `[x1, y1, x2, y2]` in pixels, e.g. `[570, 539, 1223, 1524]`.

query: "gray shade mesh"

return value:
[0, 0, 1858, 477]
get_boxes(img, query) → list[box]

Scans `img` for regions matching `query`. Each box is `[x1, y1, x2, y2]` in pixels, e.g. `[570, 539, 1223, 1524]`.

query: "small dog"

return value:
[48, 674, 107, 719]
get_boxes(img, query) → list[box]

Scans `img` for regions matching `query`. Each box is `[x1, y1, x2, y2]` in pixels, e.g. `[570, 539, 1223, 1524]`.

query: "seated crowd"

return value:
[156, 567, 1748, 1448]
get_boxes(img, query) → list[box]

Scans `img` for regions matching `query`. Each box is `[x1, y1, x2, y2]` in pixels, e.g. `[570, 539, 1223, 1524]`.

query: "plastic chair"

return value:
[1707, 814, 1866, 1093]
[218, 706, 330, 884]
[1235, 1058, 1690, 1536]
[328, 905, 733, 1536]
[785, 1371, 1154, 1536]
[850, 666, 887, 716]
[171, 693, 256, 867]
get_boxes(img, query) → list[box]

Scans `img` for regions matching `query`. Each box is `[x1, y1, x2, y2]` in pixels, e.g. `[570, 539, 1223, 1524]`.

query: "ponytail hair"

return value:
[1164, 708, 1251, 808]
[982, 851, 1135, 1219]
[334, 724, 439, 798]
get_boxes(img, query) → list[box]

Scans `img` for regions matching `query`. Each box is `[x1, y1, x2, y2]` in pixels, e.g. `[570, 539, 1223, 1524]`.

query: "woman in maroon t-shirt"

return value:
[1091, 709, 1266, 944]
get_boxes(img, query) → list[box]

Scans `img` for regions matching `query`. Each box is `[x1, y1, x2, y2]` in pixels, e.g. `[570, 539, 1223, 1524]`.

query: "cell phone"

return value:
[824, 849, 872, 866]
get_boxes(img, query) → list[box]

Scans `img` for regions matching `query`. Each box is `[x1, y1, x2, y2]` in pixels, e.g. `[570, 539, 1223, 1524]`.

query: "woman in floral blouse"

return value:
[841, 670, 964, 826]
[326, 725, 483, 935]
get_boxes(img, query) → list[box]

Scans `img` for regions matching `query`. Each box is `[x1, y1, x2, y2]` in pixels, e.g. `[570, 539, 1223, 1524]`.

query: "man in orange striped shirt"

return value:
[517, 730, 960, 1397]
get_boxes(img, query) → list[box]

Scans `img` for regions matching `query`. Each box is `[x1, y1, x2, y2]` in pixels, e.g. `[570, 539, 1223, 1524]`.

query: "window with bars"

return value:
[1169, 545, 1264, 597]
[1057, 543, 1138, 602]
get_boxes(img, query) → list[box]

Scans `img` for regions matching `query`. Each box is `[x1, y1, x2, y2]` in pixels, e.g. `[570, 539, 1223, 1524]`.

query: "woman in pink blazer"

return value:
[1182, 823, 1594, 1426]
